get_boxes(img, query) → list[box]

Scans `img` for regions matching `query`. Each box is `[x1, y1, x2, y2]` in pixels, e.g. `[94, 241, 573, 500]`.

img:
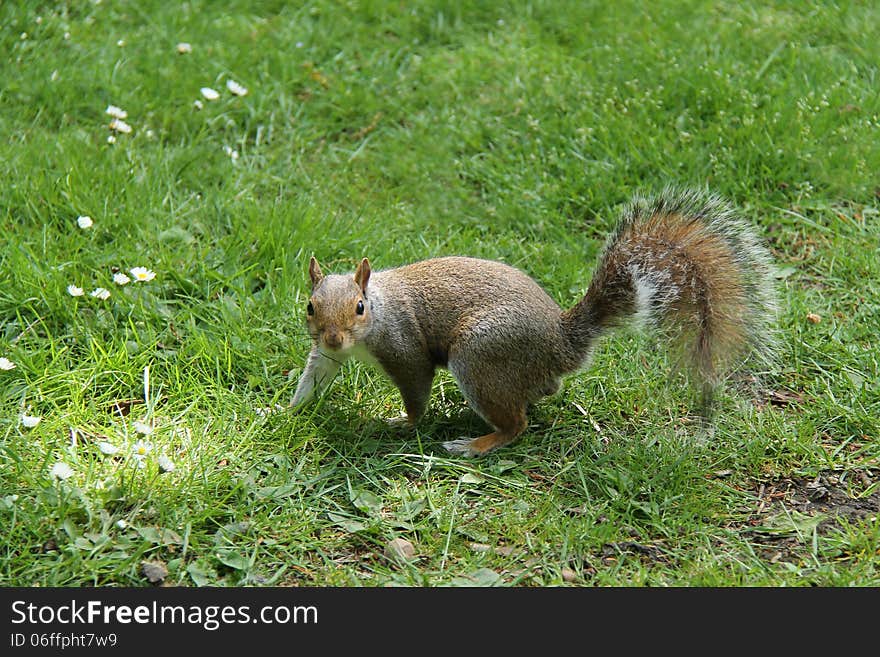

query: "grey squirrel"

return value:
[291, 189, 778, 456]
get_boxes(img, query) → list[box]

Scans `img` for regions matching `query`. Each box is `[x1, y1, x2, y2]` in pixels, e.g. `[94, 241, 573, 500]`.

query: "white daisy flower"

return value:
[109, 118, 132, 134]
[193, 99, 204, 111]
[130, 267, 156, 283]
[226, 79, 248, 96]
[67, 284, 84, 297]
[77, 215, 93, 229]
[116, 39, 125, 47]
[200, 87, 220, 101]
[157, 454, 175, 473]
[176, 42, 192, 54]
[115, 519, 128, 529]
[50, 462, 74, 480]
[21, 414, 42, 428]
[105, 105, 128, 119]
[223, 145, 239, 161]
[133, 420, 153, 435]
[90, 287, 111, 300]
[132, 440, 152, 460]
[113, 272, 130, 285]
[107, 135, 116, 144]
[0, 357, 15, 371]
[98, 441, 119, 455]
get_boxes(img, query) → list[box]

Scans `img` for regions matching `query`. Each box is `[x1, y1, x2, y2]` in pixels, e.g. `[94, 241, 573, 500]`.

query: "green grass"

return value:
[1, 0, 878, 587]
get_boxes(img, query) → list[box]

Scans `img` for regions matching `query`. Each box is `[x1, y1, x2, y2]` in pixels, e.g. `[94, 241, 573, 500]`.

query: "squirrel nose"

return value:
[323, 328, 343, 349]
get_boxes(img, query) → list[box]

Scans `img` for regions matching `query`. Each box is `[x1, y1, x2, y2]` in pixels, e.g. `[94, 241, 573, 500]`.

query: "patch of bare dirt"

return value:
[746, 472, 879, 562]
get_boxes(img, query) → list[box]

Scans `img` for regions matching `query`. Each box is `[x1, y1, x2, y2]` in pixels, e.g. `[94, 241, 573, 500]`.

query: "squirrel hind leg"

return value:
[442, 351, 549, 456]
[442, 402, 528, 457]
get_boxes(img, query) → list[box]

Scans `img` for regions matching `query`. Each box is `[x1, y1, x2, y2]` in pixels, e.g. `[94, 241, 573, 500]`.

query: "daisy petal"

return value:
[109, 118, 132, 134]
[50, 462, 74, 480]
[133, 421, 153, 436]
[131, 439, 153, 460]
[130, 267, 156, 282]
[105, 105, 128, 119]
[21, 414, 42, 428]
[226, 79, 248, 96]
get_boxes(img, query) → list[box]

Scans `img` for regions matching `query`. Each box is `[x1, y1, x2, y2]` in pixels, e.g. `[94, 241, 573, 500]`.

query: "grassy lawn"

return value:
[1, 0, 878, 587]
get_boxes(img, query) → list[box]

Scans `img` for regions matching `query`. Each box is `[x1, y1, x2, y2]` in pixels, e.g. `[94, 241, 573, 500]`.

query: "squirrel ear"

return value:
[354, 258, 371, 293]
[308, 256, 324, 288]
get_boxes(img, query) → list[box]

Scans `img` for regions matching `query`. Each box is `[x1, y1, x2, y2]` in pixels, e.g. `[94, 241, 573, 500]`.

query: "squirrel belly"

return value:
[293, 189, 777, 456]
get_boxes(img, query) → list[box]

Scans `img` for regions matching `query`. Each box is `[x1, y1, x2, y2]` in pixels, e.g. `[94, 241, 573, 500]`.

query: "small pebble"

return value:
[384, 538, 415, 562]
[141, 560, 168, 584]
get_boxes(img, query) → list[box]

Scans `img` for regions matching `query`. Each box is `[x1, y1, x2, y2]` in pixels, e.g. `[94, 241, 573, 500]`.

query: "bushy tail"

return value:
[562, 189, 778, 408]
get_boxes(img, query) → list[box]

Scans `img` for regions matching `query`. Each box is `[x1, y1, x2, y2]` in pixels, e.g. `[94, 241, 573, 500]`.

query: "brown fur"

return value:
[292, 190, 777, 456]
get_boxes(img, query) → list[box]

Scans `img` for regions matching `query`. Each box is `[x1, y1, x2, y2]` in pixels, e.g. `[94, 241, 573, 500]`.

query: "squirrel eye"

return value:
[307, 302, 314, 316]
[356, 300, 365, 315]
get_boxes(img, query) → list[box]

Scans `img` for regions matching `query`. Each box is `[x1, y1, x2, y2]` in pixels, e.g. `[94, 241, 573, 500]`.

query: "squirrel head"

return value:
[305, 256, 372, 352]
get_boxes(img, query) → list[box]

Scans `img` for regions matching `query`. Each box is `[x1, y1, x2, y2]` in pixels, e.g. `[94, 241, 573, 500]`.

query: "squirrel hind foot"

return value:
[442, 436, 493, 457]
[442, 429, 521, 457]
[443, 398, 529, 456]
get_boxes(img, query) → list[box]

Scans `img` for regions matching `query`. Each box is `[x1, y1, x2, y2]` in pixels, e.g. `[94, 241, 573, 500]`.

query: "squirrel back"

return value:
[292, 189, 778, 456]
[368, 256, 568, 367]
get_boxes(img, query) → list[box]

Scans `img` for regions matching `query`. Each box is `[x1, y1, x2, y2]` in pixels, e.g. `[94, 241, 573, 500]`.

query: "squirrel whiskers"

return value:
[292, 189, 778, 456]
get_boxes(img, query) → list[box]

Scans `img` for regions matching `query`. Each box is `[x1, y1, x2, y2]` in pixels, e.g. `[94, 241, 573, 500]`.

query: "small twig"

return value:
[756, 483, 767, 514]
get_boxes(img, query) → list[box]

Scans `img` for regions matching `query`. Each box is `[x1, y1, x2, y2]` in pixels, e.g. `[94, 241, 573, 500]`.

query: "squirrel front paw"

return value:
[386, 414, 414, 429]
